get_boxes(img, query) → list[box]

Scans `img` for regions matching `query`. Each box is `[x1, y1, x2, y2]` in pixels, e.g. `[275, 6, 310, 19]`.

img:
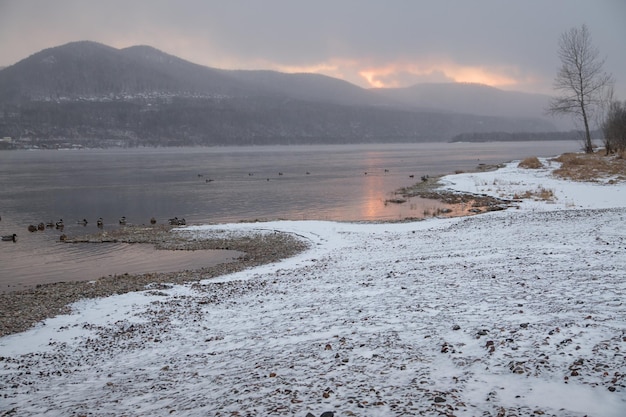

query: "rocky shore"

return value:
[0, 225, 309, 337]
[0, 174, 508, 339]
[0, 186, 513, 338]
[2, 154, 624, 416]
[394, 168, 515, 215]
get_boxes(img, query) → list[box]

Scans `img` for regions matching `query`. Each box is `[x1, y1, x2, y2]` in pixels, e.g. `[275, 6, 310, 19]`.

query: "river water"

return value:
[0, 141, 579, 291]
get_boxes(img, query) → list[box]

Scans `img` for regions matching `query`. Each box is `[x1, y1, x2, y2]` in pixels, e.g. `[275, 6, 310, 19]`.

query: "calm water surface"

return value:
[0, 142, 579, 291]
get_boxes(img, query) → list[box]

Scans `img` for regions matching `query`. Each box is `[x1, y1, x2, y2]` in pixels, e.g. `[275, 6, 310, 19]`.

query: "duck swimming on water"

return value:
[2, 234, 17, 242]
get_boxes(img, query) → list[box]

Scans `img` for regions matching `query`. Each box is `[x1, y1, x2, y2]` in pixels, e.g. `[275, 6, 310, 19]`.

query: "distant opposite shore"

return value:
[0, 135, 585, 151]
[449, 130, 599, 143]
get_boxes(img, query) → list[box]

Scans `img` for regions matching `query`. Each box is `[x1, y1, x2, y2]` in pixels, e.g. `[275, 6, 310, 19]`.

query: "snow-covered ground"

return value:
[1, 157, 625, 417]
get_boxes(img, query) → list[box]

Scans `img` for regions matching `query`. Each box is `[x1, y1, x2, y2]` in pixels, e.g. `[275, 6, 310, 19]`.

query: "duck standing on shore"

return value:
[2, 233, 17, 242]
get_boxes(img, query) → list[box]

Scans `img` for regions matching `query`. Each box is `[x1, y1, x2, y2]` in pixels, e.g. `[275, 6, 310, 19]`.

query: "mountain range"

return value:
[0, 41, 570, 148]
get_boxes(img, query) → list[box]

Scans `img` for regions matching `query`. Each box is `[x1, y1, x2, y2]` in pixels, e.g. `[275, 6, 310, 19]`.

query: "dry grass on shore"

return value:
[512, 150, 625, 201]
[551, 150, 626, 183]
[517, 156, 543, 169]
[513, 186, 555, 202]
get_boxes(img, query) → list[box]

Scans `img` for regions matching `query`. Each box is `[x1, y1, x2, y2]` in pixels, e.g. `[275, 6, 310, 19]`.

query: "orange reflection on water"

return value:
[362, 173, 388, 220]
[357, 152, 400, 220]
[303, 151, 499, 222]
[321, 152, 464, 221]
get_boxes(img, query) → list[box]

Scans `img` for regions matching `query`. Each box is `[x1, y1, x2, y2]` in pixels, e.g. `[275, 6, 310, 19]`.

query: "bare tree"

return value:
[602, 100, 626, 154]
[548, 24, 614, 153]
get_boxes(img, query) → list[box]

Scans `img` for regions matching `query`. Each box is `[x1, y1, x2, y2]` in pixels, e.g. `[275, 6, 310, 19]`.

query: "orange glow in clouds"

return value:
[448, 66, 518, 87]
[360, 71, 388, 88]
[214, 56, 522, 91]
[358, 62, 519, 89]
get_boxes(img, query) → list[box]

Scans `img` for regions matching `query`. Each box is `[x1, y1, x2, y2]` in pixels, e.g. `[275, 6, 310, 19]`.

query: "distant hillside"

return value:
[373, 83, 573, 131]
[0, 41, 387, 106]
[0, 41, 565, 148]
[0, 41, 256, 102]
[222, 69, 386, 106]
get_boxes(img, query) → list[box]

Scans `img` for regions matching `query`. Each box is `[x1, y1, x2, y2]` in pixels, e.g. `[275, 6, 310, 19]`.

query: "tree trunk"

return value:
[582, 107, 593, 153]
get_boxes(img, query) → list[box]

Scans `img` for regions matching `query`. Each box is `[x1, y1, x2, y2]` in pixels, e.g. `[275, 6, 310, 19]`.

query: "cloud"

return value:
[257, 58, 531, 91]
[356, 61, 523, 89]
[360, 69, 455, 89]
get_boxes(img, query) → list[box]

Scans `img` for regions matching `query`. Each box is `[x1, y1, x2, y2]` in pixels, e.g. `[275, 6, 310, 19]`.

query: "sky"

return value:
[0, 0, 625, 97]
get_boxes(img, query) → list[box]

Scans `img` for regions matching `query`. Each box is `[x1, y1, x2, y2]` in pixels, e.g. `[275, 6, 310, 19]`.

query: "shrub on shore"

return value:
[552, 151, 626, 182]
[514, 187, 556, 202]
[518, 156, 543, 169]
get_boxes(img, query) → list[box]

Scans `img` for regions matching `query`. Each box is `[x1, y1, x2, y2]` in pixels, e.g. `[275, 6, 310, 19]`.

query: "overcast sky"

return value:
[1, 0, 624, 97]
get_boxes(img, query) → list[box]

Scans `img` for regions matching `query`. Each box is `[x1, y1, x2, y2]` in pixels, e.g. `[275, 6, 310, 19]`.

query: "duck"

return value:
[77, 218, 88, 226]
[37, 222, 45, 231]
[150, 217, 157, 225]
[119, 216, 127, 225]
[97, 217, 104, 228]
[46, 221, 54, 228]
[2, 234, 17, 242]
[55, 219, 64, 229]
[28, 224, 37, 232]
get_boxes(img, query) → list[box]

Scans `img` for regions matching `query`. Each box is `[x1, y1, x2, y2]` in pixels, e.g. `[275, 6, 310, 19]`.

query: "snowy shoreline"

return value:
[1, 157, 625, 416]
